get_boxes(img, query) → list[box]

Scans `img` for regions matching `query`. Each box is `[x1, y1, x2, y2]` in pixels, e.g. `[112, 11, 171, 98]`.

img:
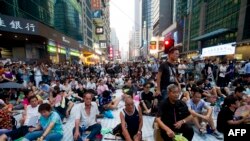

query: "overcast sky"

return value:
[110, 0, 135, 53]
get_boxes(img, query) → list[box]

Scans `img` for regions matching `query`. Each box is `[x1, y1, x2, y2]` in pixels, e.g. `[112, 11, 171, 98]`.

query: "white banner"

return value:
[202, 42, 235, 57]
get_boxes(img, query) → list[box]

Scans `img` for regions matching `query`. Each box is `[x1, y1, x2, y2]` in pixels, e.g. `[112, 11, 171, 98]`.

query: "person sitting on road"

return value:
[50, 86, 74, 123]
[187, 89, 222, 138]
[97, 80, 109, 96]
[98, 90, 120, 111]
[73, 92, 102, 141]
[120, 97, 143, 141]
[140, 83, 155, 115]
[22, 103, 63, 141]
[156, 84, 194, 141]
[0, 96, 40, 140]
[217, 96, 250, 135]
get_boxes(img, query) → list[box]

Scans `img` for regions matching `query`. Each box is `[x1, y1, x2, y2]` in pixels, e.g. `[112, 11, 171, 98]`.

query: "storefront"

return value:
[235, 40, 250, 60]
[0, 14, 81, 63]
[201, 42, 236, 60]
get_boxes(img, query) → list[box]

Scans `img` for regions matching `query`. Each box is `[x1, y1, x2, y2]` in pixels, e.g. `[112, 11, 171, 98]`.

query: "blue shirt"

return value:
[244, 62, 250, 74]
[187, 99, 208, 113]
[39, 111, 63, 135]
[40, 84, 50, 93]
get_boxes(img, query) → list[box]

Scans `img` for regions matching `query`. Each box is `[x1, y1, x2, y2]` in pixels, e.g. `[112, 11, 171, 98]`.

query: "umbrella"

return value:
[0, 82, 25, 89]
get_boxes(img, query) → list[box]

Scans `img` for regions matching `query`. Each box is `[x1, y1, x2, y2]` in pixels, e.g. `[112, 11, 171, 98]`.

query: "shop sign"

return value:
[202, 42, 236, 57]
[70, 51, 80, 57]
[47, 45, 56, 53]
[0, 14, 38, 35]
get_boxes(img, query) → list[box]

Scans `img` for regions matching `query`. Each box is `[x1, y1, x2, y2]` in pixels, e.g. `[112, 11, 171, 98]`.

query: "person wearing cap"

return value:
[156, 47, 179, 100]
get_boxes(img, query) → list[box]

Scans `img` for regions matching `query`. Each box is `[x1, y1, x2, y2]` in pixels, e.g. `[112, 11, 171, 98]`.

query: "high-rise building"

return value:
[110, 28, 120, 60]
[153, 0, 175, 37]
[182, 0, 247, 59]
[140, 0, 153, 58]
[0, 0, 84, 62]
[91, 0, 111, 63]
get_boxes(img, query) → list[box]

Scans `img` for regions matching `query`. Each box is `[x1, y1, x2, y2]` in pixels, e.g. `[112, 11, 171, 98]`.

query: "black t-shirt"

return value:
[204, 83, 212, 90]
[217, 107, 234, 133]
[158, 62, 177, 91]
[157, 98, 190, 130]
[141, 91, 154, 102]
[76, 88, 86, 98]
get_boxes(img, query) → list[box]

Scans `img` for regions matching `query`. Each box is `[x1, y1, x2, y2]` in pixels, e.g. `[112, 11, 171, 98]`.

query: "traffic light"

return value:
[164, 38, 175, 54]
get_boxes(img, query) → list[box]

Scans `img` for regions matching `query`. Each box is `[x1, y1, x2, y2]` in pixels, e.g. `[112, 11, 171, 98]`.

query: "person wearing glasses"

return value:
[156, 84, 193, 141]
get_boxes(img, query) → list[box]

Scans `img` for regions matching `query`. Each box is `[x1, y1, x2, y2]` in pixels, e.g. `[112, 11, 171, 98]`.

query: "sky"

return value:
[110, 0, 135, 54]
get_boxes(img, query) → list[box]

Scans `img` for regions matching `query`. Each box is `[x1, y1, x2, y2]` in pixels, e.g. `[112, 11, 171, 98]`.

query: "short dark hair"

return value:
[168, 47, 179, 54]
[223, 96, 238, 108]
[196, 80, 204, 86]
[28, 95, 38, 102]
[143, 82, 151, 87]
[38, 103, 52, 112]
[235, 86, 245, 93]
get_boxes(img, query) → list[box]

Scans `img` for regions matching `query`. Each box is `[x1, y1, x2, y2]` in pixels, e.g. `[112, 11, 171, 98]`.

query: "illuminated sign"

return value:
[202, 42, 236, 57]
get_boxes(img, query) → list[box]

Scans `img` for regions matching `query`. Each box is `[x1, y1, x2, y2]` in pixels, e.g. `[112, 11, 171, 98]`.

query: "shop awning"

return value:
[192, 28, 233, 41]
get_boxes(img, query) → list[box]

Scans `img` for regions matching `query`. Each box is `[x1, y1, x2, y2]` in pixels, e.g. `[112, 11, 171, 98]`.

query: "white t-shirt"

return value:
[86, 82, 96, 90]
[24, 105, 40, 127]
[178, 64, 187, 75]
[75, 102, 99, 128]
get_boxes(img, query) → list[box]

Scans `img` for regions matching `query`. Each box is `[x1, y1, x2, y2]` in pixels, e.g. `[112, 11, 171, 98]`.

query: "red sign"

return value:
[91, 0, 101, 10]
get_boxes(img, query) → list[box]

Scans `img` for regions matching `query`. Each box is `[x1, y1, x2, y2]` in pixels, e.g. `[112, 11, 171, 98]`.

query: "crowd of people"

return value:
[0, 46, 250, 141]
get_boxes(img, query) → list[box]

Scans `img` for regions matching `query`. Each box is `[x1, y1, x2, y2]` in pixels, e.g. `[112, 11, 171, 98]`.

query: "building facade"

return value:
[181, 0, 247, 59]
[110, 28, 120, 60]
[0, 0, 84, 62]
[92, 0, 110, 62]
[140, 0, 153, 58]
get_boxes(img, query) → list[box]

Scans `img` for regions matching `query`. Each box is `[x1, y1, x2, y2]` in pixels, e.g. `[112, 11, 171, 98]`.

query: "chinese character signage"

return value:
[91, 0, 101, 10]
[202, 42, 236, 57]
[0, 14, 38, 35]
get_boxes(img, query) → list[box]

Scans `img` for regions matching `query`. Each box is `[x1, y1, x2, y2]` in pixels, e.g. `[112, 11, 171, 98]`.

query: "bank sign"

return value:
[0, 14, 38, 35]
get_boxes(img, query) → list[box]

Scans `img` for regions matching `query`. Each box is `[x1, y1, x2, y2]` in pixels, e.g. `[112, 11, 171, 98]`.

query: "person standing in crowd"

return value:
[178, 60, 187, 81]
[217, 61, 228, 87]
[22, 103, 63, 141]
[203, 60, 215, 80]
[151, 61, 159, 79]
[156, 47, 179, 99]
[0, 96, 40, 140]
[73, 92, 101, 141]
[244, 59, 250, 74]
[34, 65, 42, 88]
[120, 97, 143, 141]
[156, 84, 193, 141]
